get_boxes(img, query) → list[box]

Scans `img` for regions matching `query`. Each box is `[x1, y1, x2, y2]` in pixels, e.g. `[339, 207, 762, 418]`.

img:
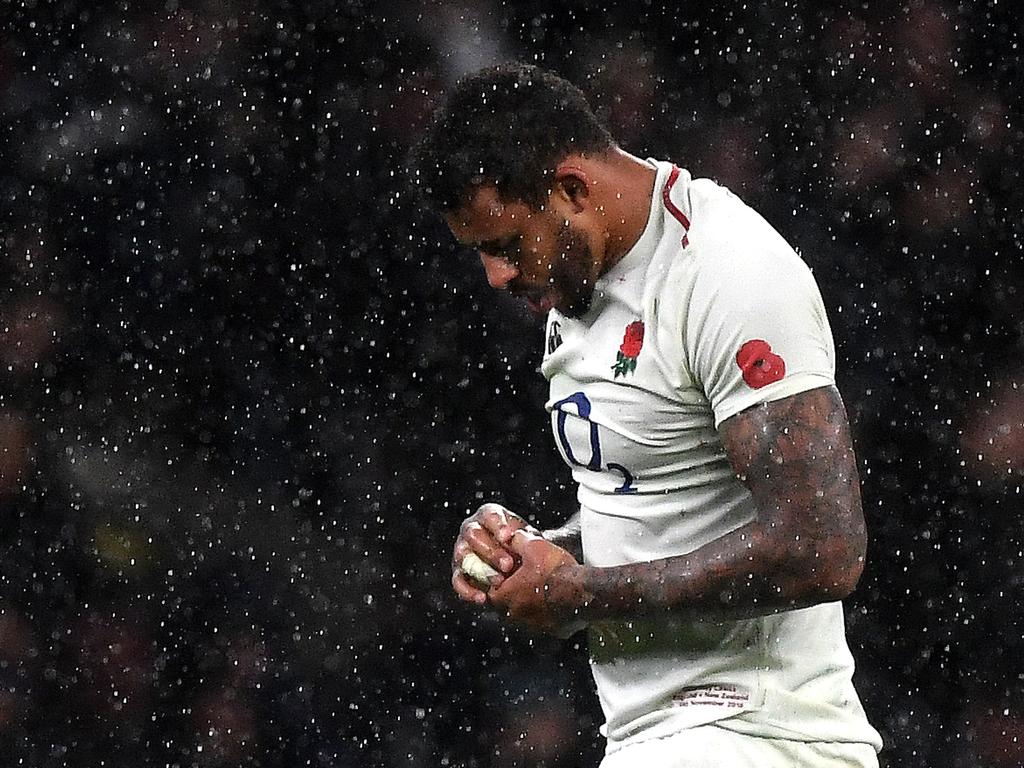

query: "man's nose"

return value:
[480, 253, 519, 289]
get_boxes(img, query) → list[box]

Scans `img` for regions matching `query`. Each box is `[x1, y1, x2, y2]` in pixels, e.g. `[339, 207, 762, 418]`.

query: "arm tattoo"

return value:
[571, 386, 867, 622]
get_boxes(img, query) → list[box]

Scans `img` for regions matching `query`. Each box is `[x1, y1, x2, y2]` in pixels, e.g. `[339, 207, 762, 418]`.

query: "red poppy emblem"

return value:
[612, 321, 644, 378]
[736, 339, 786, 389]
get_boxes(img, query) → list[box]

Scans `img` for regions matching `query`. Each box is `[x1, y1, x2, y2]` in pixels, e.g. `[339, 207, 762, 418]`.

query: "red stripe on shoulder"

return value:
[662, 165, 691, 247]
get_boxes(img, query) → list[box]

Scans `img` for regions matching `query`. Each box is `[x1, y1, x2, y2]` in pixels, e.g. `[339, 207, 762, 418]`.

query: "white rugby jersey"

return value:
[540, 160, 881, 753]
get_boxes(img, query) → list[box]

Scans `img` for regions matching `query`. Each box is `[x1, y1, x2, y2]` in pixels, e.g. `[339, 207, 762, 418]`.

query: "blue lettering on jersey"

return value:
[551, 392, 636, 493]
[607, 463, 637, 494]
[552, 392, 601, 470]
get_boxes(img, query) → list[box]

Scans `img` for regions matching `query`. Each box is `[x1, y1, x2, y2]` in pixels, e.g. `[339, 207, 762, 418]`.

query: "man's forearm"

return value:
[543, 511, 583, 562]
[559, 513, 862, 624]
[557, 387, 868, 623]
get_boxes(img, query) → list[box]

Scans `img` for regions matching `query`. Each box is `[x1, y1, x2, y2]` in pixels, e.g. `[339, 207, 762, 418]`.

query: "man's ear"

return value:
[553, 164, 591, 213]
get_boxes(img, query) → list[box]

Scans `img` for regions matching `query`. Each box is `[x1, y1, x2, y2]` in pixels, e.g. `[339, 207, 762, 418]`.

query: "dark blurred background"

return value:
[0, 1, 1021, 766]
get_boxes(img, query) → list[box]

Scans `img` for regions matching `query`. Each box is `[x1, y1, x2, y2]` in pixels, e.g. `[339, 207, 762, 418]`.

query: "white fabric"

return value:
[598, 723, 880, 768]
[540, 160, 881, 755]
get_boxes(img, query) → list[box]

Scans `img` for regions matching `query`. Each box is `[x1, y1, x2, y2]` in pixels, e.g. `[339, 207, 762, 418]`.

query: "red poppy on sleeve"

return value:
[736, 339, 786, 389]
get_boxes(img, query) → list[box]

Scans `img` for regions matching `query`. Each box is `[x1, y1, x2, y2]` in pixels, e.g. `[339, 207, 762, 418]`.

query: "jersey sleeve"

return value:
[682, 209, 836, 428]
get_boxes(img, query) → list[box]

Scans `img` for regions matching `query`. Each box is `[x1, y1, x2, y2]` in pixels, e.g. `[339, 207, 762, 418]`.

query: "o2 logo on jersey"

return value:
[551, 392, 636, 494]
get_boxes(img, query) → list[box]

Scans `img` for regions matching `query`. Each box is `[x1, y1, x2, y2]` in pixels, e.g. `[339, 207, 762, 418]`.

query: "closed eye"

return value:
[480, 235, 523, 264]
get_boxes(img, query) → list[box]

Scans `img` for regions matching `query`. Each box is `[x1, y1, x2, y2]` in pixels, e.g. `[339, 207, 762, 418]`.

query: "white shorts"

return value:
[599, 724, 880, 768]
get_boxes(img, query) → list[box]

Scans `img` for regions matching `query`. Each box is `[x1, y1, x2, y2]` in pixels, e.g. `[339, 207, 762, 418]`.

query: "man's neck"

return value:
[598, 148, 659, 274]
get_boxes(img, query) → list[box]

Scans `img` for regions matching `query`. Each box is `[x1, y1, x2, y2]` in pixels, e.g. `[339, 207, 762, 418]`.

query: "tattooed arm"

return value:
[490, 385, 867, 633]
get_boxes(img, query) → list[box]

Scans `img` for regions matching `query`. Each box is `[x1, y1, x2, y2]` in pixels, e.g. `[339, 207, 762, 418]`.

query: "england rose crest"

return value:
[612, 321, 644, 378]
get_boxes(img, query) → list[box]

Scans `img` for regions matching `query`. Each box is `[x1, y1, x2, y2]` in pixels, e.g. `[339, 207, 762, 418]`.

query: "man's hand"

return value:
[489, 530, 587, 638]
[451, 503, 534, 605]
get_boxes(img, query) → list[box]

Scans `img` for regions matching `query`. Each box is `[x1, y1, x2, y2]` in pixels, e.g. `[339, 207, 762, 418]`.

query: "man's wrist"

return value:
[542, 516, 583, 561]
[549, 562, 593, 619]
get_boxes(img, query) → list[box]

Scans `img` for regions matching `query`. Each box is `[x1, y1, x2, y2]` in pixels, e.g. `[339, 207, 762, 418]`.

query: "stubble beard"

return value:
[551, 223, 600, 319]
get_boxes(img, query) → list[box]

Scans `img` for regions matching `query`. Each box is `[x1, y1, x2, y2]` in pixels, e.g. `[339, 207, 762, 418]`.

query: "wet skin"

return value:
[444, 186, 603, 318]
[443, 165, 866, 636]
[453, 385, 867, 638]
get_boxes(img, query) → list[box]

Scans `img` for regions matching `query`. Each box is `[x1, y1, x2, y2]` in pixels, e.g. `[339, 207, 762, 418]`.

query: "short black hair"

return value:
[410, 63, 616, 212]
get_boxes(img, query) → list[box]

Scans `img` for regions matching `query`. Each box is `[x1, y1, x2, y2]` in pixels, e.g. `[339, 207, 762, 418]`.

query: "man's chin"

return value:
[526, 294, 556, 315]
[519, 287, 592, 318]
